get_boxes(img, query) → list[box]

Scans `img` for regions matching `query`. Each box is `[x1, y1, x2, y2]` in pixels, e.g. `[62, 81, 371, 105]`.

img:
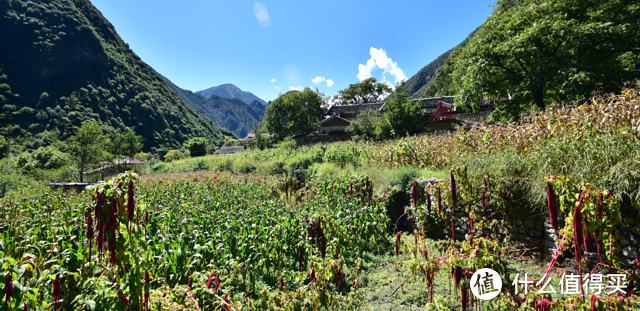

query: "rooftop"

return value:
[214, 146, 245, 154]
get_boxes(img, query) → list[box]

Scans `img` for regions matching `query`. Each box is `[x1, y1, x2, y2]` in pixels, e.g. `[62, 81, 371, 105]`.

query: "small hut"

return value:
[213, 146, 245, 155]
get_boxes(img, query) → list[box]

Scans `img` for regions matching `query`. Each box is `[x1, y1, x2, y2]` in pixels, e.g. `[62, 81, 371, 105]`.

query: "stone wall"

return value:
[455, 110, 493, 125]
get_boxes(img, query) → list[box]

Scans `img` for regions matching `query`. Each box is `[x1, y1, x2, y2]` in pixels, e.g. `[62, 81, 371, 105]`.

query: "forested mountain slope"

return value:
[160, 76, 265, 138]
[404, 29, 477, 98]
[197, 84, 267, 106]
[0, 0, 233, 150]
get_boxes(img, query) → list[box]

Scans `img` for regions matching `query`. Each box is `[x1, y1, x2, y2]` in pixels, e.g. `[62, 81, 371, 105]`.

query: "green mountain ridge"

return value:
[197, 84, 267, 106]
[404, 29, 477, 99]
[160, 75, 265, 139]
[0, 0, 233, 151]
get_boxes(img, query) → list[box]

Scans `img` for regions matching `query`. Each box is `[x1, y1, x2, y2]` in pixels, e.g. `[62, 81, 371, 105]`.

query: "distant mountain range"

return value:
[0, 0, 234, 150]
[161, 78, 265, 139]
[404, 29, 477, 99]
[197, 84, 267, 106]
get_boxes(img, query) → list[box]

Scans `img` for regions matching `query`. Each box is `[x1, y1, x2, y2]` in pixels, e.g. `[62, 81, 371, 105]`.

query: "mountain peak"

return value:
[197, 84, 267, 106]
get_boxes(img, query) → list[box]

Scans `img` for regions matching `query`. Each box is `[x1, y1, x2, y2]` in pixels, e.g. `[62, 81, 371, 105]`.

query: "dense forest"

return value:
[160, 76, 265, 138]
[0, 0, 234, 151]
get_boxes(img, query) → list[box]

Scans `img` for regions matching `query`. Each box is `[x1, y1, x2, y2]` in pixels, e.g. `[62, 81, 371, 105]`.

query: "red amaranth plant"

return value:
[298, 245, 304, 271]
[207, 272, 215, 289]
[145, 270, 150, 309]
[285, 181, 289, 197]
[452, 266, 463, 290]
[127, 179, 135, 222]
[280, 278, 285, 291]
[583, 214, 590, 252]
[594, 193, 605, 263]
[395, 232, 402, 256]
[310, 269, 316, 283]
[590, 295, 600, 311]
[53, 275, 61, 310]
[4, 272, 13, 309]
[535, 298, 552, 311]
[95, 193, 106, 259]
[119, 292, 129, 305]
[461, 283, 469, 311]
[546, 182, 559, 237]
[107, 197, 118, 264]
[214, 274, 220, 295]
[223, 294, 229, 311]
[87, 213, 94, 263]
[451, 172, 457, 207]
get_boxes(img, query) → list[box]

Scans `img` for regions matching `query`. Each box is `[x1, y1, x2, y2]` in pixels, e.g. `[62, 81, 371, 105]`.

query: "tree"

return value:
[183, 137, 207, 157]
[106, 129, 144, 159]
[68, 122, 105, 182]
[453, 0, 640, 119]
[335, 77, 392, 105]
[383, 86, 422, 137]
[252, 121, 267, 150]
[346, 110, 393, 141]
[263, 88, 325, 140]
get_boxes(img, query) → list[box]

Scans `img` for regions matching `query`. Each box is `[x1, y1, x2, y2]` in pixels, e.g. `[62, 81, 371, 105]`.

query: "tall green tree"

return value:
[383, 86, 422, 137]
[335, 77, 392, 105]
[453, 0, 640, 119]
[68, 122, 105, 182]
[107, 129, 144, 160]
[183, 137, 207, 157]
[263, 88, 325, 140]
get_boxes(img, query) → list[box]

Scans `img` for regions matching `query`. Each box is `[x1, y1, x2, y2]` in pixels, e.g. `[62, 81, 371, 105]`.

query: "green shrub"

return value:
[267, 161, 286, 175]
[188, 159, 209, 172]
[16, 146, 70, 171]
[324, 144, 363, 168]
[216, 157, 235, 172]
[183, 137, 208, 157]
[164, 149, 188, 162]
[388, 166, 421, 193]
[151, 162, 170, 173]
[233, 158, 255, 174]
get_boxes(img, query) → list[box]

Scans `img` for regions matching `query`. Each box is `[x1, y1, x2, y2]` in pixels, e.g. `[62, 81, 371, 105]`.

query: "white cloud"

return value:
[357, 47, 407, 89]
[273, 86, 281, 90]
[312, 76, 335, 87]
[270, 79, 277, 83]
[312, 76, 325, 84]
[326, 79, 334, 87]
[289, 86, 304, 91]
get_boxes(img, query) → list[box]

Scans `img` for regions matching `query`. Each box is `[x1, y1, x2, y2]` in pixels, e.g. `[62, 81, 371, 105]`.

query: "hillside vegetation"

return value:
[0, 0, 233, 151]
[403, 29, 476, 99]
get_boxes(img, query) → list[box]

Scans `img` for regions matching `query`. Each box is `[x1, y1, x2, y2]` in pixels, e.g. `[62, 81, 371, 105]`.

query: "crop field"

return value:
[2, 86, 640, 310]
[1, 172, 391, 310]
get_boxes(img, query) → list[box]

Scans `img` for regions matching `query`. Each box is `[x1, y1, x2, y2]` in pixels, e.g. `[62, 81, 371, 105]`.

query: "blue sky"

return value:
[90, 0, 494, 102]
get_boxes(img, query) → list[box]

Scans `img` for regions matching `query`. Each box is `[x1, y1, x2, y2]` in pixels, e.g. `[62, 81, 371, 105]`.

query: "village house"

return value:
[316, 97, 499, 133]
